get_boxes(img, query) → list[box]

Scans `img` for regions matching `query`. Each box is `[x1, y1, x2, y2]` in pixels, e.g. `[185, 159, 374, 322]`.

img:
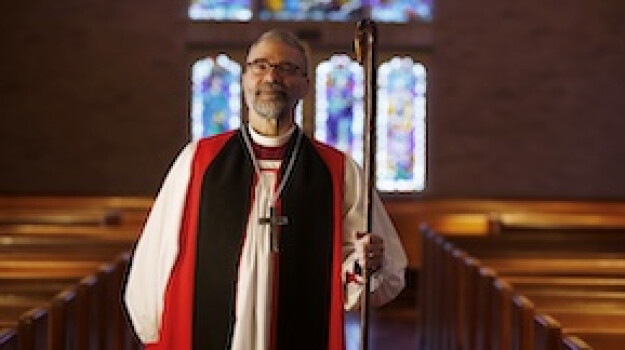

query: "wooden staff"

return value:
[354, 18, 377, 350]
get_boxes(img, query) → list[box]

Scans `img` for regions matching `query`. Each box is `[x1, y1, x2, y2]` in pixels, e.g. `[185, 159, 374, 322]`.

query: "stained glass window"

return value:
[258, 0, 432, 22]
[189, 0, 252, 21]
[315, 55, 426, 192]
[315, 54, 365, 164]
[188, 0, 432, 22]
[191, 55, 242, 140]
[377, 57, 426, 192]
[372, 0, 433, 22]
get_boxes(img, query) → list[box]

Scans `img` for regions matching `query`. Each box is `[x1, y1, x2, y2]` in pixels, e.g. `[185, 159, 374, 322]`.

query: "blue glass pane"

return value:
[315, 55, 364, 164]
[372, 0, 433, 22]
[189, 0, 252, 21]
[259, 0, 432, 22]
[377, 57, 426, 192]
[191, 55, 242, 140]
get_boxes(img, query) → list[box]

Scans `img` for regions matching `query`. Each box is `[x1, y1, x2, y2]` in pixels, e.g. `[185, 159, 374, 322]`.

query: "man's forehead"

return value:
[247, 39, 305, 64]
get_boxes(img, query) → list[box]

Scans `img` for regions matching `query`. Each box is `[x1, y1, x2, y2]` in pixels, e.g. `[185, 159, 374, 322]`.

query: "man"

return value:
[124, 29, 407, 350]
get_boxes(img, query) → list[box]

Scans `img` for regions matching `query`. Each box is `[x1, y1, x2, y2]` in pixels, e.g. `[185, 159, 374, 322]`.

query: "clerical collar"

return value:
[247, 124, 296, 148]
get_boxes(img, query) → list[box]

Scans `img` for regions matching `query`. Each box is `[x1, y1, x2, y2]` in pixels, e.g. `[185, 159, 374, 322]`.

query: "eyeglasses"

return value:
[246, 59, 306, 77]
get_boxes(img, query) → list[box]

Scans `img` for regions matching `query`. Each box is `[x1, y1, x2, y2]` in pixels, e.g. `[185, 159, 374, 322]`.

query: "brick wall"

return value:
[430, 0, 625, 198]
[0, 0, 188, 194]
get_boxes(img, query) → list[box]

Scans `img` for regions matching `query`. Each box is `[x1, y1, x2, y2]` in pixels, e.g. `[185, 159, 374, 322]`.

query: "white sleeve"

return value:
[124, 142, 197, 343]
[341, 156, 408, 310]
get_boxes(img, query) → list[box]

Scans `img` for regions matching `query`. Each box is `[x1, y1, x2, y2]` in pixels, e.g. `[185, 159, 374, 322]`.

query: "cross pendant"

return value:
[258, 206, 288, 253]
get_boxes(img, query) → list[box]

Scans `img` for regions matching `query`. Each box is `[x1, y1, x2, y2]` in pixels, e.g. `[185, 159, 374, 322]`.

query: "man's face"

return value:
[243, 39, 309, 122]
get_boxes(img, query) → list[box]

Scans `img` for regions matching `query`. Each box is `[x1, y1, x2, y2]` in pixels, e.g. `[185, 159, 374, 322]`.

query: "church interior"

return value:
[2, 0, 625, 348]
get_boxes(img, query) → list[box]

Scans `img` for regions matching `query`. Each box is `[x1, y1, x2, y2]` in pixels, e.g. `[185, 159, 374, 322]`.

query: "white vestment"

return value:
[124, 127, 408, 348]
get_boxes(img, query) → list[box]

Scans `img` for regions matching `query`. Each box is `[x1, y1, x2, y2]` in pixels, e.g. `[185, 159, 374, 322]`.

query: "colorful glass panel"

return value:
[191, 55, 242, 140]
[372, 0, 433, 22]
[315, 55, 364, 164]
[377, 57, 426, 191]
[189, 0, 252, 21]
[258, 0, 432, 22]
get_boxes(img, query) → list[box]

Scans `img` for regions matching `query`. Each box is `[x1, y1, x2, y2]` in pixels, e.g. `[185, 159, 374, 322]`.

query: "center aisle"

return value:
[345, 281, 418, 350]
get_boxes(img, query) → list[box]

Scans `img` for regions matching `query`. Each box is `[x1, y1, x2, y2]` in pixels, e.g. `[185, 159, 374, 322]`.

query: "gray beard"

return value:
[253, 98, 287, 120]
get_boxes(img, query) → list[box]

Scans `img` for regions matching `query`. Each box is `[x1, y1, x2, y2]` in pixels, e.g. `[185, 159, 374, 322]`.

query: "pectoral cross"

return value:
[258, 206, 288, 253]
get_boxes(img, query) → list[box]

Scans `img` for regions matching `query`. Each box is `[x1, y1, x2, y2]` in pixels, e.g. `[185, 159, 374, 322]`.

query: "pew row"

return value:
[0, 197, 148, 349]
[419, 227, 625, 350]
[0, 254, 140, 350]
[0, 327, 17, 350]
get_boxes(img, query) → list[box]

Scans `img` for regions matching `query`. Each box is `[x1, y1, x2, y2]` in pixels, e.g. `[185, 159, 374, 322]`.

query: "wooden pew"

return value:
[506, 276, 625, 293]
[0, 196, 152, 228]
[519, 299, 625, 349]
[492, 269, 625, 350]
[16, 307, 48, 350]
[420, 227, 625, 350]
[0, 198, 146, 349]
[504, 285, 614, 350]
[45, 256, 136, 350]
[0, 208, 122, 226]
[417, 227, 436, 349]
[1, 239, 134, 259]
[491, 278, 513, 350]
[0, 328, 17, 350]
[511, 294, 534, 350]
[562, 335, 593, 350]
[441, 243, 465, 350]
[0, 225, 141, 242]
[569, 331, 625, 350]
[0, 258, 111, 280]
[0, 235, 135, 346]
[448, 232, 625, 258]
[459, 255, 479, 350]
[49, 289, 77, 350]
[488, 265, 625, 348]
[1, 254, 139, 350]
[481, 257, 625, 278]
[475, 266, 497, 350]
[0, 294, 50, 328]
[523, 289, 625, 310]
[0, 228, 135, 280]
[0, 278, 78, 297]
[488, 212, 625, 234]
[457, 237, 625, 346]
[533, 313, 563, 350]
[75, 274, 101, 350]
[0, 196, 152, 212]
[491, 269, 625, 350]
[102, 253, 130, 350]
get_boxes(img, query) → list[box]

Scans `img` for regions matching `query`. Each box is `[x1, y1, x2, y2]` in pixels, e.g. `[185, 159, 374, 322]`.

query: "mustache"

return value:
[255, 83, 287, 96]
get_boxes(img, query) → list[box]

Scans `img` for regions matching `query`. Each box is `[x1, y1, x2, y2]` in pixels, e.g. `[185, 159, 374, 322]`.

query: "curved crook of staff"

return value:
[354, 18, 377, 350]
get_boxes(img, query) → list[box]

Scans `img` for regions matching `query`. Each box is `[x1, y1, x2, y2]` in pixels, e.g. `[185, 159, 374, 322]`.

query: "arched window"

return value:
[190, 54, 242, 140]
[315, 54, 364, 164]
[377, 57, 427, 192]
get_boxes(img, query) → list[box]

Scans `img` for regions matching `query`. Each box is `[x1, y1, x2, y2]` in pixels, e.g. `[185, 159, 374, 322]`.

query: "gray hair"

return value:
[249, 29, 309, 72]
